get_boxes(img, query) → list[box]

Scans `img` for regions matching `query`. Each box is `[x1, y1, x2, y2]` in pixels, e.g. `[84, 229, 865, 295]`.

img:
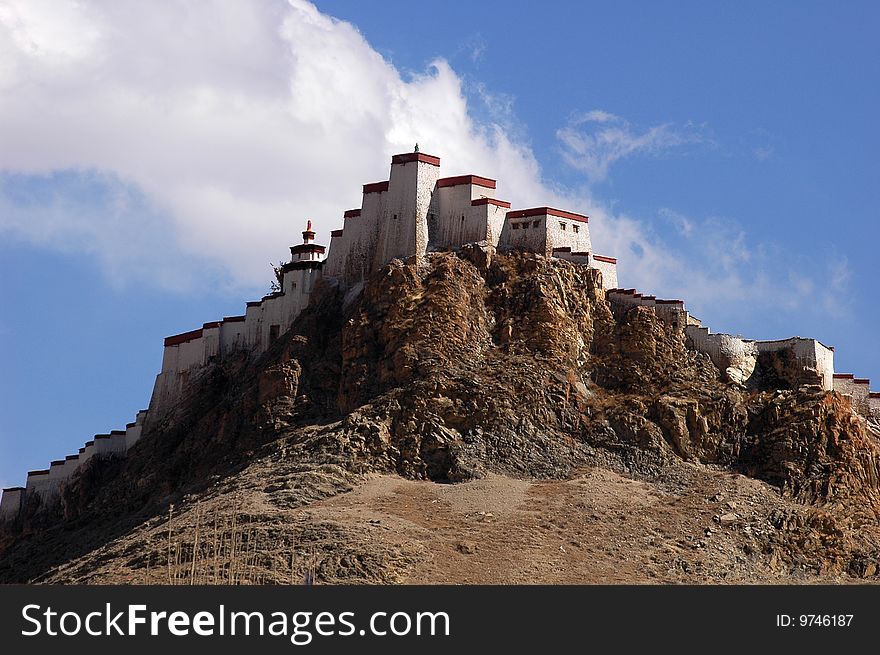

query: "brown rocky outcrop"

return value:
[2, 250, 880, 583]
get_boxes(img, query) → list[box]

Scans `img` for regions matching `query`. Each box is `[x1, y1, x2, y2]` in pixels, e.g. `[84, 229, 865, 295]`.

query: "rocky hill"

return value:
[2, 246, 880, 583]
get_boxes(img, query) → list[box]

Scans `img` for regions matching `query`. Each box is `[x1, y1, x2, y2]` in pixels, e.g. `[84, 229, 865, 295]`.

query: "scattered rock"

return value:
[719, 513, 738, 526]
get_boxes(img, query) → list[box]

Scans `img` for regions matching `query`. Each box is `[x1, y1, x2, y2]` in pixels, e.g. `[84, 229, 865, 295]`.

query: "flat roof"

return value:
[438, 174, 496, 189]
[507, 207, 589, 223]
[363, 181, 389, 194]
[164, 328, 203, 347]
[391, 152, 441, 166]
[471, 197, 510, 208]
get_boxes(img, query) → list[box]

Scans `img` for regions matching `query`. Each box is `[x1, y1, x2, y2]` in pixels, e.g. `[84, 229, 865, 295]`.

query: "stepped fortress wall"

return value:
[606, 289, 838, 390]
[1, 148, 872, 519]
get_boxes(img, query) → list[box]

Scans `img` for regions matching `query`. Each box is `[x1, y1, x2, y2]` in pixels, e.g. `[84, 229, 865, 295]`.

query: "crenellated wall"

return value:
[607, 289, 835, 389]
[0, 487, 23, 519]
[1, 408, 149, 519]
[607, 289, 689, 329]
[590, 255, 618, 289]
[869, 393, 880, 420]
[756, 338, 835, 390]
[833, 374, 872, 415]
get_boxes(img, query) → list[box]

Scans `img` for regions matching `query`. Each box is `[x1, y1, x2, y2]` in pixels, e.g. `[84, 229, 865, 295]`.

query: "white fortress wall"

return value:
[375, 153, 441, 270]
[0, 487, 23, 519]
[202, 323, 221, 363]
[343, 184, 385, 284]
[833, 375, 871, 414]
[609, 291, 834, 387]
[868, 393, 880, 420]
[259, 293, 286, 350]
[606, 289, 642, 313]
[110, 430, 128, 454]
[551, 248, 590, 265]
[475, 199, 511, 245]
[545, 209, 592, 255]
[607, 290, 683, 323]
[499, 210, 550, 254]
[851, 379, 871, 414]
[62, 454, 80, 479]
[652, 299, 687, 327]
[756, 338, 835, 390]
[591, 255, 618, 290]
[432, 175, 498, 248]
[93, 434, 116, 457]
[148, 328, 206, 419]
[125, 410, 149, 449]
[683, 325, 758, 381]
[124, 421, 142, 450]
[47, 460, 66, 495]
[500, 207, 592, 258]
[0, 406, 151, 512]
[244, 302, 263, 353]
[177, 331, 207, 370]
[219, 316, 246, 357]
[322, 226, 348, 278]
[79, 440, 95, 465]
[433, 180, 473, 247]
[25, 471, 51, 499]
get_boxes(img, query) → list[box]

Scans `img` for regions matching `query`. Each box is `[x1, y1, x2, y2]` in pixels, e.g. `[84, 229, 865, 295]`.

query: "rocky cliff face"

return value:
[2, 248, 880, 583]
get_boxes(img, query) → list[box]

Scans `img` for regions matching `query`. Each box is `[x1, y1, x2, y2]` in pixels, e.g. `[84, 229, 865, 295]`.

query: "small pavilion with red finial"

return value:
[289, 219, 325, 264]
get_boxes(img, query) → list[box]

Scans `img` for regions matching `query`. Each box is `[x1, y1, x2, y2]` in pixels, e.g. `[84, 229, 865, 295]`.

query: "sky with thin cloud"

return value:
[0, 0, 877, 485]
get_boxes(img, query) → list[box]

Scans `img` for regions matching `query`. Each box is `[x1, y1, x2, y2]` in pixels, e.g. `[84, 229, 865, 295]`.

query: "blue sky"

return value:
[0, 0, 878, 489]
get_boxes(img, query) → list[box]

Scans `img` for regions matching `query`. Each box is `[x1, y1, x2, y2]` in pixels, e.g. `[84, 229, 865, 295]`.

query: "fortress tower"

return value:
[324, 147, 618, 289]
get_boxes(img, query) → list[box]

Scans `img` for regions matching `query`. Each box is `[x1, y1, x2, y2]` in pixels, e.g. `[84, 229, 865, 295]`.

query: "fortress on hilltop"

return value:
[2, 147, 878, 520]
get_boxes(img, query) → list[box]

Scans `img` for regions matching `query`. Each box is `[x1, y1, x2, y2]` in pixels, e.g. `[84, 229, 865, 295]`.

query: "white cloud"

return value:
[0, 0, 853, 335]
[557, 110, 706, 183]
[457, 33, 487, 63]
[0, 0, 556, 292]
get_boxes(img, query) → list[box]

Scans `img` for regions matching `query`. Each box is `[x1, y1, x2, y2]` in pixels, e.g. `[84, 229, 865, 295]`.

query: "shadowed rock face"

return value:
[2, 249, 880, 583]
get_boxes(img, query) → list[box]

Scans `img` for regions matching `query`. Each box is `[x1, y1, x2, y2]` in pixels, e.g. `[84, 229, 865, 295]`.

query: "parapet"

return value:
[1, 406, 150, 520]
[507, 207, 589, 223]
[363, 181, 389, 194]
[164, 328, 203, 347]
[471, 198, 510, 208]
[438, 174, 496, 189]
[833, 373, 873, 416]
[391, 152, 440, 166]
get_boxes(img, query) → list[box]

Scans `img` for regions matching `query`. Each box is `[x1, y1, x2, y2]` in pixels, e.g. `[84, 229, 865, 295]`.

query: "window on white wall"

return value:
[573, 224, 579, 233]
[560, 222, 566, 230]
[533, 220, 541, 228]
